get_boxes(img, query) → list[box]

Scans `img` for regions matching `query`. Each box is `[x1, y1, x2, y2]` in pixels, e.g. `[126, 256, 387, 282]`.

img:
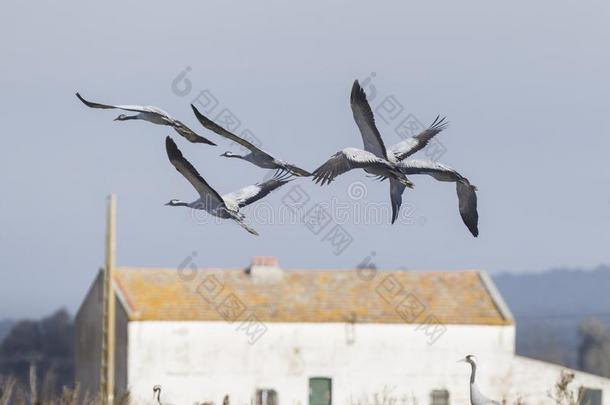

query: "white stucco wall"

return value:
[501, 356, 610, 405]
[126, 321, 520, 405]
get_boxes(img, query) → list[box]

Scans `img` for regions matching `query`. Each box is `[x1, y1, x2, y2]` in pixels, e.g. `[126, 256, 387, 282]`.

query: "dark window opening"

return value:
[579, 388, 602, 405]
[309, 377, 332, 405]
[430, 389, 449, 405]
[256, 389, 278, 405]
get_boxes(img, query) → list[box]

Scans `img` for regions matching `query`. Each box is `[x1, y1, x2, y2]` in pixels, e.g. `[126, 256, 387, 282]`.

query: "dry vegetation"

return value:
[547, 371, 584, 405]
[0, 370, 593, 405]
[348, 386, 418, 405]
[0, 377, 130, 405]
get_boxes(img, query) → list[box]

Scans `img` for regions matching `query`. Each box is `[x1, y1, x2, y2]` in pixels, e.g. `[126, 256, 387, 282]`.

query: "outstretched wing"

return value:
[457, 181, 478, 237]
[283, 163, 310, 177]
[312, 150, 388, 186]
[75, 92, 168, 115]
[396, 159, 463, 181]
[390, 179, 406, 224]
[165, 136, 225, 208]
[223, 210, 260, 235]
[172, 120, 217, 145]
[389, 116, 448, 161]
[397, 159, 478, 237]
[351, 80, 388, 160]
[192, 104, 272, 157]
[223, 176, 292, 208]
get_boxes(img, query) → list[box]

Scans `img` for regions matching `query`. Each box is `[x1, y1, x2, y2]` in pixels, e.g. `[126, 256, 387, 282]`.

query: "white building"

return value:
[75, 257, 610, 405]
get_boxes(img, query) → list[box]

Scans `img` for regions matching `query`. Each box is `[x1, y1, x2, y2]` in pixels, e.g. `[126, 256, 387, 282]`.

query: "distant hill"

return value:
[0, 319, 15, 344]
[493, 265, 610, 368]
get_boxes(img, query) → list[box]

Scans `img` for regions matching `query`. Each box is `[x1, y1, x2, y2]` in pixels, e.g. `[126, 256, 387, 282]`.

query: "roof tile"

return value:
[113, 267, 512, 325]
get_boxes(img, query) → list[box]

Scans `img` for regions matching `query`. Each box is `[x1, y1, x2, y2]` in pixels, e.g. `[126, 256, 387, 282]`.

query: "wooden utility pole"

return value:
[100, 194, 116, 404]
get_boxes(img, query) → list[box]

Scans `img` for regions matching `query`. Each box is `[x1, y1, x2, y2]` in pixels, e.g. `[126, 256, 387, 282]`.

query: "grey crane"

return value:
[392, 159, 478, 237]
[311, 80, 413, 189]
[153, 385, 176, 405]
[76, 93, 216, 145]
[153, 385, 162, 404]
[191, 104, 310, 177]
[458, 355, 501, 405]
[164, 136, 289, 235]
[350, 85, 477, 235]
[343, 80, 451, 225]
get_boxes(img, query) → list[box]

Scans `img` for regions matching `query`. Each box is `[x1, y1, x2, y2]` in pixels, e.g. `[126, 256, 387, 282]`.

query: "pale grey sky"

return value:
[1, 1, 609, 318]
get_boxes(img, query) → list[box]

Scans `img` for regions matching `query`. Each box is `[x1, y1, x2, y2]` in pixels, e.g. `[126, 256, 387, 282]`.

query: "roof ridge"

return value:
[116, 266, 482, 273]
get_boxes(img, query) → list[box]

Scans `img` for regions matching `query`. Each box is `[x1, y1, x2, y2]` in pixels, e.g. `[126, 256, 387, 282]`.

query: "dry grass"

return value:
[0, 377, 131, 405]
[0, 370, 593, 405]
[0, 376, 17, 405]
[548, 371, 584, 405]
[348, 387, 418, 405]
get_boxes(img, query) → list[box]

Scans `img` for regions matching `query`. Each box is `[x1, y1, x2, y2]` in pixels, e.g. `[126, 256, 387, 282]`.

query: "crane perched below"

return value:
[75, 93, 216, 145]
[458, 355, 501, 405]
[152, 385, 176, 405]
[153, 385, 162, 404]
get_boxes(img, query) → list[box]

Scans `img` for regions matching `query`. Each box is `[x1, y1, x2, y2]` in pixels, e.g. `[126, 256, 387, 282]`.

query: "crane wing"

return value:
[389, 116, 448, 161]
[191, 104, 272, 158]
[396, 159, 462, 181]
[390, 179, 406, 224]
[397, 159, 478, 237]
[312, 150, 390, 186]
[350, 80, 388, 160]
[223, 176, 291, 208]
[165, 136, 225, 208]
[171, 120, 217, 145]
[75, 92, 169, 115]
[457, 181, 479, 237]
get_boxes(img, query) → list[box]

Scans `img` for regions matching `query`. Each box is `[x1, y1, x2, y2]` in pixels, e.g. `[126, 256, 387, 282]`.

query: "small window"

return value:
[256, 389, 278, 405]
[430, 390, 449, 405]
[309, 378, 332, 405]
[579, 388, 602, 405]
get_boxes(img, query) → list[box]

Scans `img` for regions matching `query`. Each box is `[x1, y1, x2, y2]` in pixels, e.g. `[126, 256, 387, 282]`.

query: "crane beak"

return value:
[457, 358, 466, 363]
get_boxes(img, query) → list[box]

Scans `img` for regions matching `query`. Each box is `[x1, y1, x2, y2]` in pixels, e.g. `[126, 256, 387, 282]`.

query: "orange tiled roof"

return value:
[113, 266, 512, 325]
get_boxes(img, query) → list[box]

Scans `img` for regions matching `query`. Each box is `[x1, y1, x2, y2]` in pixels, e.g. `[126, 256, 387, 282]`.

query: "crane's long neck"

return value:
[469, 360, 477, 384]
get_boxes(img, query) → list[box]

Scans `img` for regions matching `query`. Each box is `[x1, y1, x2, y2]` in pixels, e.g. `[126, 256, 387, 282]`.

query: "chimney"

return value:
[246, 256, 283, 282]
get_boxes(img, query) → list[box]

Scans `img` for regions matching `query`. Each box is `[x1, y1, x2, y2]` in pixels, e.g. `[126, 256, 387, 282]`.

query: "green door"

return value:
[309, 377, 332, 405]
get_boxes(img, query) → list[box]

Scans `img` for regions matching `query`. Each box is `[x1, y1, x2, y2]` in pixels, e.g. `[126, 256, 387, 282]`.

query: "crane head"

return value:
[165, 199, 189, 207]
[457, 354, 477, 364]
[153, 385, 161, 400]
